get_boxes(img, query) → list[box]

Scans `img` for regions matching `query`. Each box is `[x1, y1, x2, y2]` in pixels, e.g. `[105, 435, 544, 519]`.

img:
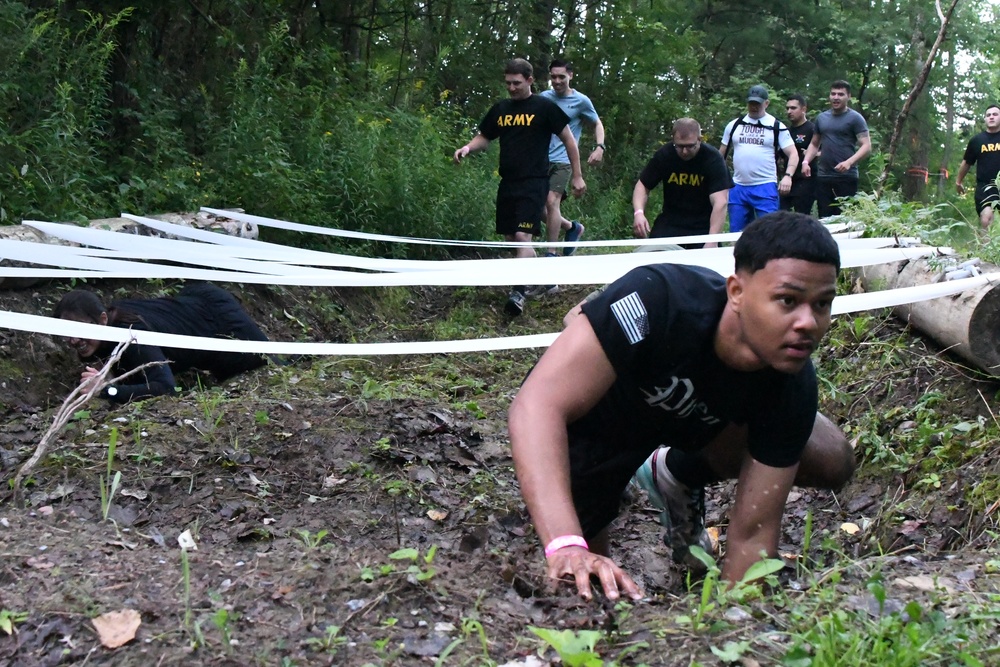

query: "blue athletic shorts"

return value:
[728, 182, 779, 232]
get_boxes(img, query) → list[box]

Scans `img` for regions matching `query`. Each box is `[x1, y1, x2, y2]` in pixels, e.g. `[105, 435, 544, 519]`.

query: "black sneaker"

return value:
[563, 221, 585, 256]
[504, 290, 526, 316]
[525, 285, 560, 297]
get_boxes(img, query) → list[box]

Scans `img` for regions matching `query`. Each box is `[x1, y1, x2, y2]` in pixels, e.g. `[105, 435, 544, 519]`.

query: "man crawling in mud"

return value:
[508, 210, 855, 600]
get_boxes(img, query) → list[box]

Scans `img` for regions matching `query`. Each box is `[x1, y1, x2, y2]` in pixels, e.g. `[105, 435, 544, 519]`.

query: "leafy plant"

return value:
[676, 547, 785, 630]
[0, 609, 28, 635]
[305, 624, 347, 655]
[295, 528, 329, 550]
[388, 545, 438, 582]
[529, 627, 605, 667]
[213, 608, 236, 650]
[99, 427, 122, 521]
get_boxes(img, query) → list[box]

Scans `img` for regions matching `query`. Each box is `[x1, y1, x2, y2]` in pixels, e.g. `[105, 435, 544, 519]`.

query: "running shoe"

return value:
[525, 284, 560, 297]
[633, 447, 714, 569]
[504, 289, 526, 316]
[563, 221, 585, 256]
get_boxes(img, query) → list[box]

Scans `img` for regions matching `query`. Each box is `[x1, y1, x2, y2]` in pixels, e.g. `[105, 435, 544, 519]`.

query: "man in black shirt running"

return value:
[956, 104, 1000, 235]
[454, 58, 586, 316]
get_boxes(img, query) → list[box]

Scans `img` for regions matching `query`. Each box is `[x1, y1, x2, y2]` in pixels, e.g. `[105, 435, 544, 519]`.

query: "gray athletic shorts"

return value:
[548, 162, 573, 195]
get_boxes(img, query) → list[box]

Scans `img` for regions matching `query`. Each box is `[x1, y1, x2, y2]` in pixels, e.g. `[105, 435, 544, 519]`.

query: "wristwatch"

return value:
[596, 143, 606, 150]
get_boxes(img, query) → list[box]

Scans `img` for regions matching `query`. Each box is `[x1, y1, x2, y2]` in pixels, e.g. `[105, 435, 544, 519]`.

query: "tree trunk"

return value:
[938, 47, 957, 198]
[876, 0, 963, 195]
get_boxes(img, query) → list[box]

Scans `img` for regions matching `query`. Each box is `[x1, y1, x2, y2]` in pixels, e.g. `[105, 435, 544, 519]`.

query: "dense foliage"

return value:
[1, 0, 997, 248]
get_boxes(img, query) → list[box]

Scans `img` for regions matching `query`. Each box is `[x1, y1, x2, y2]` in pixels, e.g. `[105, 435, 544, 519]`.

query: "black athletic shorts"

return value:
[495, 177, 547, 236]
[780, 177, 816, 215]
[974, 182, 1000, 215]
[567, 426, 659, 539]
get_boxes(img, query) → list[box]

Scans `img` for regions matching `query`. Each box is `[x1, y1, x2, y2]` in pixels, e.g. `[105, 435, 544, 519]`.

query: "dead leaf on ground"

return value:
[26, 556, 54, 569]
[894, 575, 956, 593]
[841, 522, 861, 535]
[92, 609, 141, 649]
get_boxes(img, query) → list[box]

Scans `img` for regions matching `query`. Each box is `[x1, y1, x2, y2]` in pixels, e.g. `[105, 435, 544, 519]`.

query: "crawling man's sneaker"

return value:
[525, 284, 560, 297]
[563, 221, 585, 256]
[504, 289, 526, 316]
[633, 447, 714, 570]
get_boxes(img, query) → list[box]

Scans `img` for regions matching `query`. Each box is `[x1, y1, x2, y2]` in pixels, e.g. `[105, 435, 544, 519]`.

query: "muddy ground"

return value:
[0, 279, 998, 666]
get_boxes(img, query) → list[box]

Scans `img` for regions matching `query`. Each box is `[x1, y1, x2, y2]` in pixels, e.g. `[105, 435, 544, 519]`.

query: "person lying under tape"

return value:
[53, 282, 270, 402]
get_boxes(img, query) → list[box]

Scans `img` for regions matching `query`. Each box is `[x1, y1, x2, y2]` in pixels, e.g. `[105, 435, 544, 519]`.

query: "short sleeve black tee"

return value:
[638, 143, 731, 236]
[779, 120, 815, 181]
[479, 95, 569, 181]
[576, 264, 817, 468]
[962, 131, 1000, 185]
[91, 283, 268, 402]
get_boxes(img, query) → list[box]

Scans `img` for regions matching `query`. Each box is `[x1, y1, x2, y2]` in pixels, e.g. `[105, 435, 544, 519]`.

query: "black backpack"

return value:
[724, 116, 782, 150]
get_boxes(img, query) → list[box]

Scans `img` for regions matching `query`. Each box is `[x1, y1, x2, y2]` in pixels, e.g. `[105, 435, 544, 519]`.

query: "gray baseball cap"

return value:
[747, 85, 769, 103]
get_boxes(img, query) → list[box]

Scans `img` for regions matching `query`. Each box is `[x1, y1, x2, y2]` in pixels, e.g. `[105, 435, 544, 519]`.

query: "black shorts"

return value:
[495, 177, 547, 236]
[780, 178, 816, 215]
[568, 426, 659, 539]
[974, 183, 999, 215]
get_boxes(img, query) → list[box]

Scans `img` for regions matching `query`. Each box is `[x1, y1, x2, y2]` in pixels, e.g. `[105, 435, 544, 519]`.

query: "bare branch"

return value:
[12, 339, 167, 506]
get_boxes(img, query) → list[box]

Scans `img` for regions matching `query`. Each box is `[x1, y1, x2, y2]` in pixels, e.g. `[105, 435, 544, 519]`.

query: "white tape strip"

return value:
[1, 243, 946, 287]
[2, 273, 994, 355]
[831, 272, 999, 313]
[200, 207, 854, 249]
[20, 220, 912, 287]
[0, 310, 558, 354]
[20, 222, 319, 272]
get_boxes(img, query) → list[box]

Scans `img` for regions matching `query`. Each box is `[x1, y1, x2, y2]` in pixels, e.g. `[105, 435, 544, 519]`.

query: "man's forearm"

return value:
[956, 161, 971, 186]
[566, 141, 584, 179]
[720, 530, 779, 583]
[849, 136, 872, 166]
[708, 192, 727, 235]
[509, 400, 583, 546]
[784, 147, 799, 175]
[803, 135, 821, 165]
[594, 120, 606, 147]
[632, 182, 650, 214]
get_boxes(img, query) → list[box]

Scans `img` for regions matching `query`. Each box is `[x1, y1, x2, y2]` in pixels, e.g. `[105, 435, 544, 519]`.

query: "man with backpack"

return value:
[720, 85, 798, 232]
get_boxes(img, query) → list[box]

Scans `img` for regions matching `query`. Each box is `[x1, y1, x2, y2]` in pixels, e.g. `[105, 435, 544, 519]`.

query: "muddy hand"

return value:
[546, 546, 643, 601]
[80, 365, 103, 392]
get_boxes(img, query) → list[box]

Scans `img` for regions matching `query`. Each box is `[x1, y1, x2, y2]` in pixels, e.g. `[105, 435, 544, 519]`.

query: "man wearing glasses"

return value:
[632, 118, 730, 249]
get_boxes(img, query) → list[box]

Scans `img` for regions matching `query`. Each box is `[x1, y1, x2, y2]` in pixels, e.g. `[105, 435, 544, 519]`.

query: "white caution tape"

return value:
[2, 273, 994, 355]
[0, 243, 946, 286]
[200, 206, 856, 249]
[9, 221, 947, 287]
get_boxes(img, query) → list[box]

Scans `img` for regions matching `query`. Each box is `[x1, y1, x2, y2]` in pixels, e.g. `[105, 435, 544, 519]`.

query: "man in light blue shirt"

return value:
[540, 59, 605, 257]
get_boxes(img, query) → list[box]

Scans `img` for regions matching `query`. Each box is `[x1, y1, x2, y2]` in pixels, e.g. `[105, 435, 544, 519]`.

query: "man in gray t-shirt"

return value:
[802, 80, 871, 218]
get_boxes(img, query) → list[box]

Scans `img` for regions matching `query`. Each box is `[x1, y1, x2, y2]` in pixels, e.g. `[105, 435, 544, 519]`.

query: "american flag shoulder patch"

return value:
[610, 292, 649, 345]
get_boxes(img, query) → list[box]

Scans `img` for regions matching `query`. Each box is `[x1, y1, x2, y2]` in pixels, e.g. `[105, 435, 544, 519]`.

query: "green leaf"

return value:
[710, 640, 750, 662]
[529, 627, 604, 666]
[740, 557, 785, 584]
[388, 548, 419, 561]
[688, 545, 717, 570]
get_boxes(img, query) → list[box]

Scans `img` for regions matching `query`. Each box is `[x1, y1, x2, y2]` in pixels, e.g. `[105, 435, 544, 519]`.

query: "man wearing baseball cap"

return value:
[720, 85, 798, 232]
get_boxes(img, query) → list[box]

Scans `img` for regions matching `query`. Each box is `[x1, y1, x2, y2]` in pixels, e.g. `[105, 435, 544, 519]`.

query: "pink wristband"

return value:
[544, 535, 589, 558]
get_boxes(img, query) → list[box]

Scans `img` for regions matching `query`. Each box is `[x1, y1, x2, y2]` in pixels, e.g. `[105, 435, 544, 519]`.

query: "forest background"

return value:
[0, 0, 998, 249]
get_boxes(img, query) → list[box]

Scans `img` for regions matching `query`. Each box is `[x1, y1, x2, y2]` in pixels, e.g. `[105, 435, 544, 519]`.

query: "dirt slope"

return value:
[1, 280, 997, 666]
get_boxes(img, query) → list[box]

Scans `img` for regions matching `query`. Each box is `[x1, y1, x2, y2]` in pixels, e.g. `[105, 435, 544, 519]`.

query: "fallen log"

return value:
[859, 257, 1000, 376]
